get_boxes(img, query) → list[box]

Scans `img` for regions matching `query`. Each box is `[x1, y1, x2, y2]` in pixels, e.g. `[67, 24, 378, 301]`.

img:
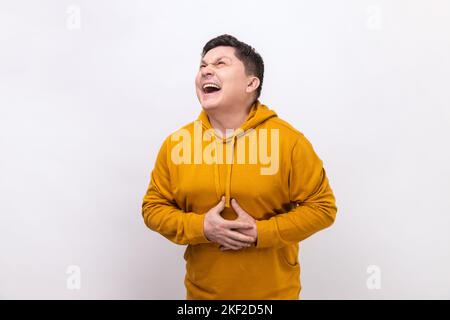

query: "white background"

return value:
[1, 0, 449, 299]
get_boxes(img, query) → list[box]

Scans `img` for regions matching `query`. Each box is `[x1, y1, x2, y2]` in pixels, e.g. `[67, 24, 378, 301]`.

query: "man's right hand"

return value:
[203, 196, 256, 250]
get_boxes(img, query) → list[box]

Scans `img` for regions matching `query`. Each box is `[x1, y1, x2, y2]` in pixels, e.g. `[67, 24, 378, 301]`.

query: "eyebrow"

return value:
[200, 56, 231, 65]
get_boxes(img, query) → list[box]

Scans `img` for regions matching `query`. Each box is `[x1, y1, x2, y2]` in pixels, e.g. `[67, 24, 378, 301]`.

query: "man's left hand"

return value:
[220, 198, 258, 251]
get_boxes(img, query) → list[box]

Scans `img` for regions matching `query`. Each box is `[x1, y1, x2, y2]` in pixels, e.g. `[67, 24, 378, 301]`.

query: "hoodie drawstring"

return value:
[225, 135, 236, 208]
[213, 134, 236, 208]
[198, 100, 278, 209]
[213, 137, 221, 201]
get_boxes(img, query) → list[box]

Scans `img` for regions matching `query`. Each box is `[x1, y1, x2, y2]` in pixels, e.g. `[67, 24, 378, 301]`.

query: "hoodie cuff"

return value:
[255, 219, 278, 249]
[187, 213, 213, 245]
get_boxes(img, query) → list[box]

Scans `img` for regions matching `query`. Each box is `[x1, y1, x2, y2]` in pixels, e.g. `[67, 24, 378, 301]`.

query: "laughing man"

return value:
[142, 34, 337, 299]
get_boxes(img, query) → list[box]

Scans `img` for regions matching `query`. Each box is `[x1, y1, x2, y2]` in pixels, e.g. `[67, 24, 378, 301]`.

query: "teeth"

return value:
[202, 83, 221, 90]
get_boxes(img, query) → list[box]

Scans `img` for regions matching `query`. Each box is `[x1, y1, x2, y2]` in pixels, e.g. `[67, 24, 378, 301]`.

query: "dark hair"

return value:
[201, 34, 264, 101]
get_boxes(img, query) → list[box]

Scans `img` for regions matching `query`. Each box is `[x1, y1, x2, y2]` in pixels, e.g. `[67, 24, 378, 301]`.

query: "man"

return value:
[142, 34, 337, 299]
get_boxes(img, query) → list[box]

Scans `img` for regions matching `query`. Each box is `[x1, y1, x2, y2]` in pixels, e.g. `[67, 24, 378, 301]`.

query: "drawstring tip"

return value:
[225, 197, 231, 208]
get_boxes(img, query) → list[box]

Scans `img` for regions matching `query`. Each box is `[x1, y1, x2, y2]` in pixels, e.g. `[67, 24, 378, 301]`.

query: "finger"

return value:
[220, 242, 241, 250]
[220, 242, 249, 251]
[223, 237, 251, 249]
[231, 198, 246, 216]
[224, 221, 253, 230]
[226, 230, 255, 243]
[217, 196, 225, 206]
[213, 196, 226, 212]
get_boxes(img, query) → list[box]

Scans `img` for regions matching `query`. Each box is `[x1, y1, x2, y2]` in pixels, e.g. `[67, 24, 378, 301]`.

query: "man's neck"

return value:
[206, 101, 254, 138]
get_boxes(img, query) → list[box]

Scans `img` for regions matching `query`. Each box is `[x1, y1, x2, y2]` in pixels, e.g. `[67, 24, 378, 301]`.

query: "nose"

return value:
[201, 64, 214, 77]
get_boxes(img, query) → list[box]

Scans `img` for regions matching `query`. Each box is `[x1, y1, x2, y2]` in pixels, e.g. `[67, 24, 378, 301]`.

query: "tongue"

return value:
[205, 87, 220, 94]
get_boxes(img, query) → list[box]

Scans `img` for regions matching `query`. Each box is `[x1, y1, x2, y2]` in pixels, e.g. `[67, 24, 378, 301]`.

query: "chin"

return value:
[198, 93, 224, 111]
[201, 100, 221, 110]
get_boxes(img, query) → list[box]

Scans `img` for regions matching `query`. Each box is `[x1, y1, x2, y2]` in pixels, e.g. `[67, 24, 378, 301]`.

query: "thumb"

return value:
[231, 198, 245, 217]
[213, 196, 226, 213]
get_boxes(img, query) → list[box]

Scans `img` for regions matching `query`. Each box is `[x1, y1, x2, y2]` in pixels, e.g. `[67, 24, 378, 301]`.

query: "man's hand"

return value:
[204, 196, 256, 250]
[220, 198, 258, 251]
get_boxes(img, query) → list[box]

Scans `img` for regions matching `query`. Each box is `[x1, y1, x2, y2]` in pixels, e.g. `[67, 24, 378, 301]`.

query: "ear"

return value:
[245, 76, 260, 94]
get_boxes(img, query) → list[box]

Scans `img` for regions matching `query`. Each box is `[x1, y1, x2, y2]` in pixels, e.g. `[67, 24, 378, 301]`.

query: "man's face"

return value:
[195, 46, 253, 111]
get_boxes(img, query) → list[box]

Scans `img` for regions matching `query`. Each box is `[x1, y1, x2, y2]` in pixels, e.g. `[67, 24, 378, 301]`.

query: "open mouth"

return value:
[202, 82, 222, 94]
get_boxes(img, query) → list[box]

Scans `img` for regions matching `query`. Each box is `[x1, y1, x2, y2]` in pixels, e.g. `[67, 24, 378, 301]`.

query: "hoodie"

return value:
[142, 100, 337, 299]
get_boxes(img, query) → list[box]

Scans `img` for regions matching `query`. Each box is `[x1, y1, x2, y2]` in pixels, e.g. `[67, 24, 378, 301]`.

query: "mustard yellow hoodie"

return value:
[142, 100, 337, 299]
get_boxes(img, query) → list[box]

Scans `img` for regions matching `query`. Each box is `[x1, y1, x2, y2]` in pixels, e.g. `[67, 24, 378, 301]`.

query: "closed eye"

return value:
[199, 60, 226, 69]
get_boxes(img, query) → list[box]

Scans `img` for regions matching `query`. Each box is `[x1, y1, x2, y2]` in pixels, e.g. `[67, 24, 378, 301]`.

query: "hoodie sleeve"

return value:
[255, 134, 337, 249]
[141, 137, 212, 246]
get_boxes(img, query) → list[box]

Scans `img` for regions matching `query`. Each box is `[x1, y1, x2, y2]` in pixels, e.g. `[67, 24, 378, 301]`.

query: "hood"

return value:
[196, 100, 278, 208]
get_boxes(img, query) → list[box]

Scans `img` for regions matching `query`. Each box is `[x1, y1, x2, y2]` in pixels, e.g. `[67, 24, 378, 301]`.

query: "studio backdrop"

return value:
[1, 0, 449, 299]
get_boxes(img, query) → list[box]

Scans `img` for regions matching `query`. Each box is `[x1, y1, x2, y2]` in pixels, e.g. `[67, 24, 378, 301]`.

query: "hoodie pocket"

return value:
[279, 245, 299, 267]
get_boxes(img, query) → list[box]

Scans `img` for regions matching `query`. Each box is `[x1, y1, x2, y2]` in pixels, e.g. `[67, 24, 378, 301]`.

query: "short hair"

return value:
[201, 34, 264, 100]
